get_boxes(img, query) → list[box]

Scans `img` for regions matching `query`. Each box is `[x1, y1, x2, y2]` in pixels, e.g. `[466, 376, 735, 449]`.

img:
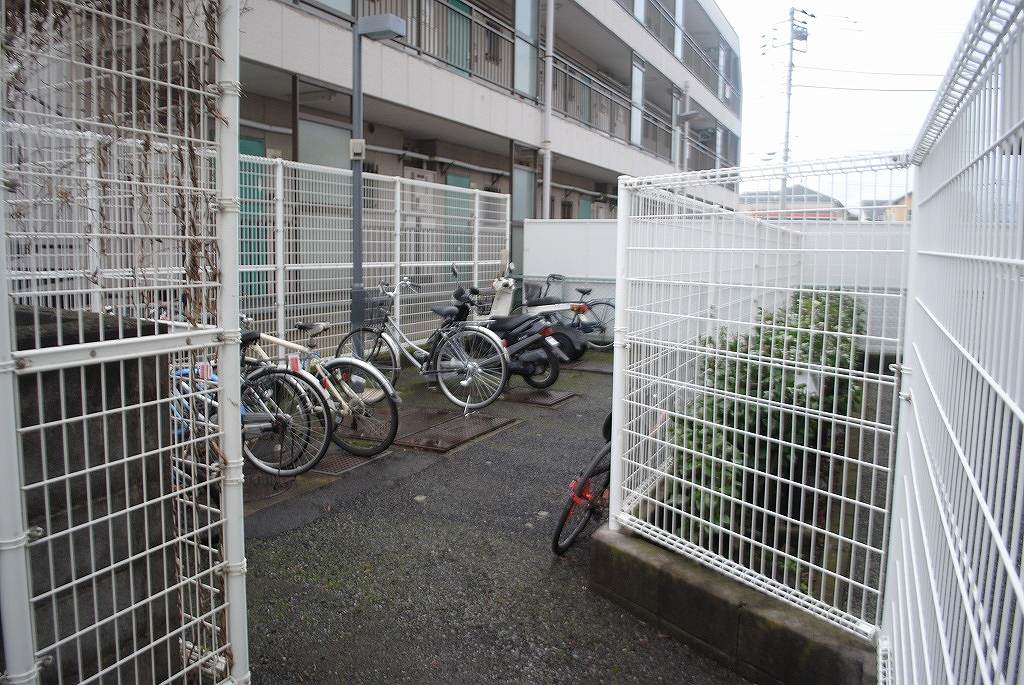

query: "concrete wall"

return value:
[522, 219, 617, 299]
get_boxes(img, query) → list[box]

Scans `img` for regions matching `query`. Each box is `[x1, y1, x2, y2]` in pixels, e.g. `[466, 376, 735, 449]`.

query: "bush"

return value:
[666, 292, 866, 564]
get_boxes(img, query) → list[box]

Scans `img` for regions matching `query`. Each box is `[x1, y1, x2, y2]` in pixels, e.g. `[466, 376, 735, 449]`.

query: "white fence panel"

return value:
[612, 154, 912, 636]
[1, 0, 248, 683]
[879, 1, 1024, 682]
[238, 156, 509, 353]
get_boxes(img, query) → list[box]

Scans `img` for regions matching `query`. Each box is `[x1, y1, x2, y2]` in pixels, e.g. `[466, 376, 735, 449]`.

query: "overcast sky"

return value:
[714, 0, 977, 166]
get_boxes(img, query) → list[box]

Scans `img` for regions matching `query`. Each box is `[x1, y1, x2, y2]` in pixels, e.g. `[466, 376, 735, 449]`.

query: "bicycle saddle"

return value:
[525, 296, 561, 307]
[431, 305, 459, 319]
[575, 287, 592, 297]
[294, 322, 332, 337]
[240, 331, 261, 350]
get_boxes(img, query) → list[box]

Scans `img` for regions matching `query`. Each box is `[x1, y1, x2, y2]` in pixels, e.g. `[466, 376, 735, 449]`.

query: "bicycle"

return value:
[335, 277, 510, 412]
[551, 413, 613, 555]
[170, 355, 334, 477]
[240, 319, 399, 458]
[519, 274, 615, 351]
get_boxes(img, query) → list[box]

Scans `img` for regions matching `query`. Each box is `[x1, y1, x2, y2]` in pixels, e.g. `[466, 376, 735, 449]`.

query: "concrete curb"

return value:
[590, 526, 876, 685]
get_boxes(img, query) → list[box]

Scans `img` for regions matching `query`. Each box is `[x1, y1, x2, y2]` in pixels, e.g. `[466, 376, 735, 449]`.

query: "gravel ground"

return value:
[244, 360, 746, 684]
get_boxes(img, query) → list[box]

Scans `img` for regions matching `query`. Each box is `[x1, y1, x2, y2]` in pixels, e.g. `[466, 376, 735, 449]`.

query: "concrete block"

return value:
[590, 526, 877, 685]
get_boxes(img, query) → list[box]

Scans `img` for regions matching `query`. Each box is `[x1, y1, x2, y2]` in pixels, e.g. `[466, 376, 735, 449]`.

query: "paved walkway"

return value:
[244, 358, 746, 683]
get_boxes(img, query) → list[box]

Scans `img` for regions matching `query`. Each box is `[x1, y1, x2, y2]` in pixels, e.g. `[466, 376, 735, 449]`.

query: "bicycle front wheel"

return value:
[552, 444, 611, 555]
[434, 327, 508, 411]
[240, 367, 332, 477]
[322, 358, 399, 457]
[581, 301, 615, 350]
[334, 327, 400, 388]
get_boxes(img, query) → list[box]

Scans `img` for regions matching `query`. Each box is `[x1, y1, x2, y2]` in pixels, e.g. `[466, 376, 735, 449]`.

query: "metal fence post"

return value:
[393, 178, 402, 329]
[215, 0, 250, 679]
[0, 64, 40, 683]
[609, 179, 631, 531]
[472, 190, 480, 285]
[275, 158, 286, 341]
[87, 138, 103, 314]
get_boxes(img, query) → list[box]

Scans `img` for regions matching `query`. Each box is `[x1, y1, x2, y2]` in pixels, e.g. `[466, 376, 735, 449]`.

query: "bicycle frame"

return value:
[375, 282, 508, 379]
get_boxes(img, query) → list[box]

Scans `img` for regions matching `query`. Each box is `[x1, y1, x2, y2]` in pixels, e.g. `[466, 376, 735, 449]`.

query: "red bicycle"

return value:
[551, 413, 612, 555]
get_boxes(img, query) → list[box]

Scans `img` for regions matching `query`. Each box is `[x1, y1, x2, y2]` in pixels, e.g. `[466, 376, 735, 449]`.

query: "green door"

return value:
[579, 195, 592, 219]
[446, 172, 472, 266]
[448, 0, 471, 74]
[239, 136, 267, 301]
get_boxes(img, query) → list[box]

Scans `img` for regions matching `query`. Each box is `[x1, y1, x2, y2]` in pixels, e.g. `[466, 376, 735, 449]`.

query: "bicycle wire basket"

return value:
[363, 294, 392, 329]
[475, 286, 495, 317]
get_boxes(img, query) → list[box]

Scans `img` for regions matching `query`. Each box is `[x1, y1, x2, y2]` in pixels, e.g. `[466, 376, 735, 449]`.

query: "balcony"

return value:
[342, 0, 679, 163]
[612, 0, 741, 115]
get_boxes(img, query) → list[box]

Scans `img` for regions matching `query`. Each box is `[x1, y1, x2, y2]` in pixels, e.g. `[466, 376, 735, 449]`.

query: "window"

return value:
[485, 21, 502, 63]
[560, 200, 574, 219]
[298, 119, 351, 170]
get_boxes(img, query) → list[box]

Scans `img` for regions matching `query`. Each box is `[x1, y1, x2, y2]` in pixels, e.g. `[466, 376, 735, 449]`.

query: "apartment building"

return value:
[237, 0, 742, 262]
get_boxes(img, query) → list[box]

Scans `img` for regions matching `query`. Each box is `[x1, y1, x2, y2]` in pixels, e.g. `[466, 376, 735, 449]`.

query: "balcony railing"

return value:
[610, 0, 742, 115]
[549, 56, 631, 144]
[354, 0, 674, 161]
[358, 0, 517, 91]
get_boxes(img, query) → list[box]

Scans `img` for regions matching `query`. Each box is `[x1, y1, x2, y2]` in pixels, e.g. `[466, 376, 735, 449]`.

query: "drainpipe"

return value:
[541, 0, 554, 219]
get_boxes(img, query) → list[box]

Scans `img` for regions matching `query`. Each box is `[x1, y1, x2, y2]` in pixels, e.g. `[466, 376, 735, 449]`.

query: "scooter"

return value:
[484, 262, 590, 363]
[451, 265, 568, 389]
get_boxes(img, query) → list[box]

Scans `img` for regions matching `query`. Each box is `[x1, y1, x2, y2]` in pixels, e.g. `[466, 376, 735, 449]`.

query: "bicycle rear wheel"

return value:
[240, 367, 332, 477]
[334, 327, 400, 387]
[322, 358, 399, 457]
[434, 327, 508, 411]
[552, 444, 611, 555]
[580, 301, 615, 350]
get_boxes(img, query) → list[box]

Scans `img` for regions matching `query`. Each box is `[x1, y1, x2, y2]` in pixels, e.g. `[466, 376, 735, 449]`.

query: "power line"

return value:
[793, 84, 936, 92]
[796, 65, 943, 77]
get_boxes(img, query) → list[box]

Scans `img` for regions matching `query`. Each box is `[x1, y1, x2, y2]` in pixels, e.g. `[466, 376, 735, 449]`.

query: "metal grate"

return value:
[880, 2, 1024, 683]
[0, 0, 249, 682]
[611, 153, 913, 637]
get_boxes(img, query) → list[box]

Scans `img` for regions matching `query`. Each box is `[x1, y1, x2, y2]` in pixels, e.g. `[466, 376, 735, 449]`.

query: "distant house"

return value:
[738, 183, 856, 221]
[885, 192, 913, 221]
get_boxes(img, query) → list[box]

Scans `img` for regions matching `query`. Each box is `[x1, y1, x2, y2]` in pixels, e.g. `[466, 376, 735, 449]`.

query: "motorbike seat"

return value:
[575, 287, 592, 297]
[431, 305, 459, 319]
[525, 296, 561, 307]
[488, 315, 531, 332]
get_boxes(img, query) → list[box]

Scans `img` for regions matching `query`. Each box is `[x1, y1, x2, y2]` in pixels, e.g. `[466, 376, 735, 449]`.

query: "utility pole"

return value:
[778, 7, 812, 211]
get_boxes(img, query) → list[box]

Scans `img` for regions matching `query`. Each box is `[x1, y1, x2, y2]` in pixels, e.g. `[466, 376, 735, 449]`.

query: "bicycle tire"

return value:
[552, 443, 611, 555]
[321, 357, 399, 457]
[580, 301, 615, 350]
[522, 341, 560, 389]
[334, 327, 401, 388]
[434, 326, 509, 411]
[240, 366, 333, 477]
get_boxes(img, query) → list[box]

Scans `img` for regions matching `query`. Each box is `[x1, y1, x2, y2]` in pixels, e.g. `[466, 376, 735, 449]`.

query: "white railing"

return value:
[879, 1, 1024, 683]
[1, 0, 249, 682]
[238, 156, 510, 353]
[612, 153, 912, 636]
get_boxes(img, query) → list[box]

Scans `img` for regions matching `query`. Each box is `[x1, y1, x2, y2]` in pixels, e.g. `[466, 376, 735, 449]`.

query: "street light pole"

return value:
[349, 13, 406, 348]
[352, 16, 366, 343]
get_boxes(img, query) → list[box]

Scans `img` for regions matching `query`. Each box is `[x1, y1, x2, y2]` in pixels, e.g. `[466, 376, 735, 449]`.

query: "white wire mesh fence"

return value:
[238, 156, 509, 353]
[1, 0, 248, 682]
[879, 1, 1024, 682]
[611, 154, 912, 636]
